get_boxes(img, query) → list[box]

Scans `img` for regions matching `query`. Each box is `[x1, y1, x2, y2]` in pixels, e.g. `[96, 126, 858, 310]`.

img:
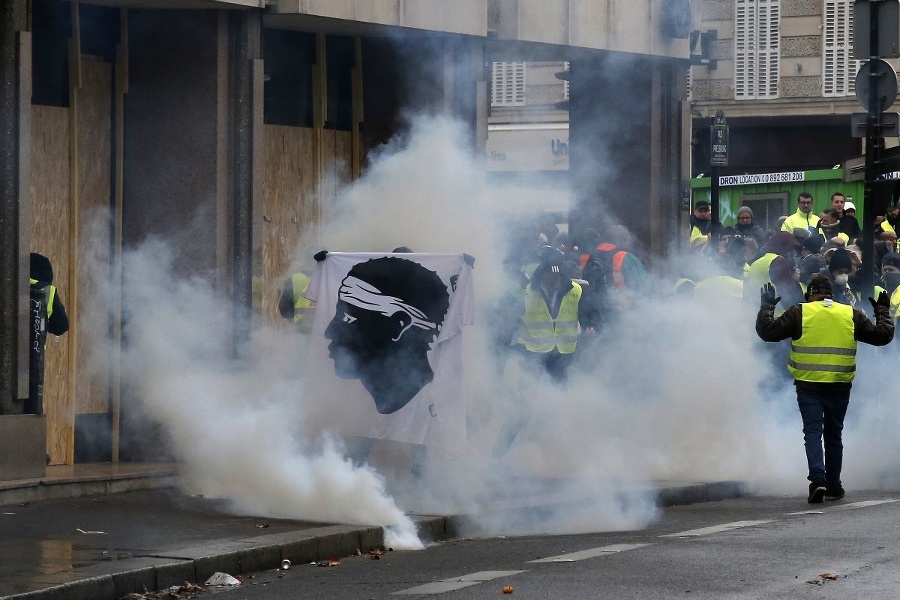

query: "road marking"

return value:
[660, 520, 772, 538]
[528, 543, 653, 563]
[393, 570, 526, 595]
[787, 499, 898, 515]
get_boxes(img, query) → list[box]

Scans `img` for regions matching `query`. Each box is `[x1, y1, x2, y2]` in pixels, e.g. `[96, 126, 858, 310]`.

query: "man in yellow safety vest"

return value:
[756, 274, 893, 504]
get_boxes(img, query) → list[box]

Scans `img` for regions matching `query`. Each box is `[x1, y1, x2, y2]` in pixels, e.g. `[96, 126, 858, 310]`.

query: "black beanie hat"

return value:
[829, 248, 853, 273]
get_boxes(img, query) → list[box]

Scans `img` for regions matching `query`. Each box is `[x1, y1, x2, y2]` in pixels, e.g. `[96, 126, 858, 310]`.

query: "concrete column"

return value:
[227, 10, 261, 352]
[0, 0, 27, 414]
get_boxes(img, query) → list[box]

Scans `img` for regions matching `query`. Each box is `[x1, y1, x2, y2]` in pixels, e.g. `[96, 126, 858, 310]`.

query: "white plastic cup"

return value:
[281, 559, 291, 570]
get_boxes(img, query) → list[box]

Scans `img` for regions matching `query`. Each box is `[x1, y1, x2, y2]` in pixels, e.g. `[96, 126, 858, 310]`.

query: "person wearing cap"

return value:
[781, 192, 819, 234]
[689, 199, 714, 248]
[734, 206, 765, 246]
[756, 274, 893, 503]
[821, 247, 857, 307]
[515, 246, 594, 383]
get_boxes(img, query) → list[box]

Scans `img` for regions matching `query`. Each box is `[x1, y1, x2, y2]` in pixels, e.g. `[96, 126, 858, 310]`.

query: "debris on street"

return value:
[204, 572, 242, 586]
[807, 572, 841, 585]
[502, 585, 514, 594]
[315, 558, 341, 567]
[120, 581, 204, 600]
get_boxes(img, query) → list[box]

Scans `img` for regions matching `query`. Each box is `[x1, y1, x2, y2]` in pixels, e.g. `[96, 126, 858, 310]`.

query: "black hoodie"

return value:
[30, 253, 69, 336]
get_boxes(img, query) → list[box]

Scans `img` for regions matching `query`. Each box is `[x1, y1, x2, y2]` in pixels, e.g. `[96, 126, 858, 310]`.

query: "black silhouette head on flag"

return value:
[324, 257, 450, 414]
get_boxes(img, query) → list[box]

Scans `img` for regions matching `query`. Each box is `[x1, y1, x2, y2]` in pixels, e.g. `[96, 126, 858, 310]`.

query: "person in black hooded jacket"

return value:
[30, 253, 69, 336]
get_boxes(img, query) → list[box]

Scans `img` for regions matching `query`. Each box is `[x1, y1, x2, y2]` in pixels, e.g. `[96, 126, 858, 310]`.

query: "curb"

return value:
[1, 516, 449, 600]
[0, 471, 180, 507]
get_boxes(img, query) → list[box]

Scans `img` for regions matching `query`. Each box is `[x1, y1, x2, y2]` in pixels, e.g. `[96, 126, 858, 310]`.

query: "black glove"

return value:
[869, 290, 890, 311]
[760, 283, 781, 307]
[313, 250, 328, 262]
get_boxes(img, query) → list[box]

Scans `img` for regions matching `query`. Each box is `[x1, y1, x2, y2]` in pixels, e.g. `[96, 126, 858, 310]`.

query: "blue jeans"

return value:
[796, 386, 850, 489]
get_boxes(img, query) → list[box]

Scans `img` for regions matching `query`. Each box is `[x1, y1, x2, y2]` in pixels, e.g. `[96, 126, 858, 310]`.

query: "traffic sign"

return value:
[709, 110, 728, 167]
[850, 112, 900, 138]
[854, 0, 900, 59]
[855, 59, 898, 113]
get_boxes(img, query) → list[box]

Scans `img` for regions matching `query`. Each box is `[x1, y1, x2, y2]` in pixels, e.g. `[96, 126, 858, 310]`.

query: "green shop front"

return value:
[690, 169, 865, 231]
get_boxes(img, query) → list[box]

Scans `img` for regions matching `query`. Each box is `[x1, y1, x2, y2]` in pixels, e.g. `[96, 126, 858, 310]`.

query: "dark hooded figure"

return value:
[30, 253, 69, 336]
[324, 257, 449, 415]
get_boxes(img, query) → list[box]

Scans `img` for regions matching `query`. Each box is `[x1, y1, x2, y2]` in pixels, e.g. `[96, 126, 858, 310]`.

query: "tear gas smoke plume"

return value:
[112, 239, 423, 550]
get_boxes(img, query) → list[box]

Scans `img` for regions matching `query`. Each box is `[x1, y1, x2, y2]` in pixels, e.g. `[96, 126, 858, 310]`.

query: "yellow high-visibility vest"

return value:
[788, 300, 856, 384]
[518, 282, 582, 354]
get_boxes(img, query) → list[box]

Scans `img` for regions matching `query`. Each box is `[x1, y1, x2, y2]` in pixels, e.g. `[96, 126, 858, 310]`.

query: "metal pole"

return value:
[862, 1, 881, 301]
[710, 165, 720, 225]
[228, 11, 260, 356]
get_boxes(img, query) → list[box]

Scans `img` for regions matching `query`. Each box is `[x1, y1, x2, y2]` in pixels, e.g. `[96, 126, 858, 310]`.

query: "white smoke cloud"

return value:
[97, 108, 900, 554]
[115, 239, 422, 550]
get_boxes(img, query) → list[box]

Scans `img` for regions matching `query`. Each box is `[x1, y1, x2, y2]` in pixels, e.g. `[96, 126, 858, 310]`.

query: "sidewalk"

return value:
[0, 464, 747, 600]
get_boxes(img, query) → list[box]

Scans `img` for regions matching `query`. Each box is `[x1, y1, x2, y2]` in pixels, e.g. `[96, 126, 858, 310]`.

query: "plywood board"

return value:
[29, 105, 72, 466]
[261, 125, 315, 325]
[74, 58, 112, 416]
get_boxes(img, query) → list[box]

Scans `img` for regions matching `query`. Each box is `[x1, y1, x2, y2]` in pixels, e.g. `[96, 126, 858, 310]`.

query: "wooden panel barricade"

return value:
[29, 105, 72, 465]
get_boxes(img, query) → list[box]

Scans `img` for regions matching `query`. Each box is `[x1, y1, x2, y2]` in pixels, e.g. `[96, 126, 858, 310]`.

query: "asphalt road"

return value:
[192, 491, 900, 600]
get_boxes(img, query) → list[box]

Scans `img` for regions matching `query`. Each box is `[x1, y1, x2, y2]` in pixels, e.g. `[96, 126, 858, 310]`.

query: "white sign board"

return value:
[486, 124, 569, 172]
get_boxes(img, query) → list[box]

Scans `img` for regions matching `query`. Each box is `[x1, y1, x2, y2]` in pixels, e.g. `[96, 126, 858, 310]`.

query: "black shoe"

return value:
[808, 481, 827, 504]
[825, 487, 845, 501]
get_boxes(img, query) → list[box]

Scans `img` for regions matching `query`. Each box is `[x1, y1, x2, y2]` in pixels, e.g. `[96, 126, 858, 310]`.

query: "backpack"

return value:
[581, 249, 614, 303]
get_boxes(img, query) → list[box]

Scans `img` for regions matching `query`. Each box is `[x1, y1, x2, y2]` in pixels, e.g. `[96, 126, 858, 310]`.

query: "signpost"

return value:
[854, 0, 900, 300]
[709, 110, 728, 224]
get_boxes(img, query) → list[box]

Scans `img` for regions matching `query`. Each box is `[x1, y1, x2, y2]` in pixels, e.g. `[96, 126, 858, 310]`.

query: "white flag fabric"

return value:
[304, 252, 474, 448]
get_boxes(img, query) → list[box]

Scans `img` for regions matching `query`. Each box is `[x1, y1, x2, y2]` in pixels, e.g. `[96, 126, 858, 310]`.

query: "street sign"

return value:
[850, 112, 900, 138]
[709, 110, 728, 166]
[855, 59, 899, 113]
[854, 0, 900, 59]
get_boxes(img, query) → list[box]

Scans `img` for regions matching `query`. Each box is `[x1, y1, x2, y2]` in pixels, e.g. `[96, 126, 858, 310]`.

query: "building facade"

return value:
[0, 0, 690, 479]
[688, 0, 898, 177]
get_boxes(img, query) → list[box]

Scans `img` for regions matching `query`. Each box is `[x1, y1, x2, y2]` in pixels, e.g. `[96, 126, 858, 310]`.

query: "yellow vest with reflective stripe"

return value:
[788, 300, 856, 383]
[518, 282, 581, 354]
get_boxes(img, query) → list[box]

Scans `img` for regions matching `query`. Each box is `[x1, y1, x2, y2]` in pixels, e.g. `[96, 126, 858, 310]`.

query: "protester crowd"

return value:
[494, 192, 898, 504]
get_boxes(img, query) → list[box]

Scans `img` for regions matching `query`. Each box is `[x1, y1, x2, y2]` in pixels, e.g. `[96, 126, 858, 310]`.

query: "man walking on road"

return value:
[755, 274, 894, 503]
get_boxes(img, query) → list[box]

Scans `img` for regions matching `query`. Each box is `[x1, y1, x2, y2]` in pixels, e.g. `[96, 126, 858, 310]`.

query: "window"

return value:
[491, 62, 526, 107]
[734, 0, 780, 99]
[823, 0, 860, 97]
[740, 192, 789, 231]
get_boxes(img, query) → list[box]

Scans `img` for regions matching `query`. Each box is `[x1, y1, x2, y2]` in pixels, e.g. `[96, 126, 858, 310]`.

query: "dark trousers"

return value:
[796, 386, 850, 489]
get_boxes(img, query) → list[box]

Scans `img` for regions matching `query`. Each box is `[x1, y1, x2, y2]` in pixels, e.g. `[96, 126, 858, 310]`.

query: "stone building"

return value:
[0, 0, 690, 479]
[688, 0, 898, 176]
